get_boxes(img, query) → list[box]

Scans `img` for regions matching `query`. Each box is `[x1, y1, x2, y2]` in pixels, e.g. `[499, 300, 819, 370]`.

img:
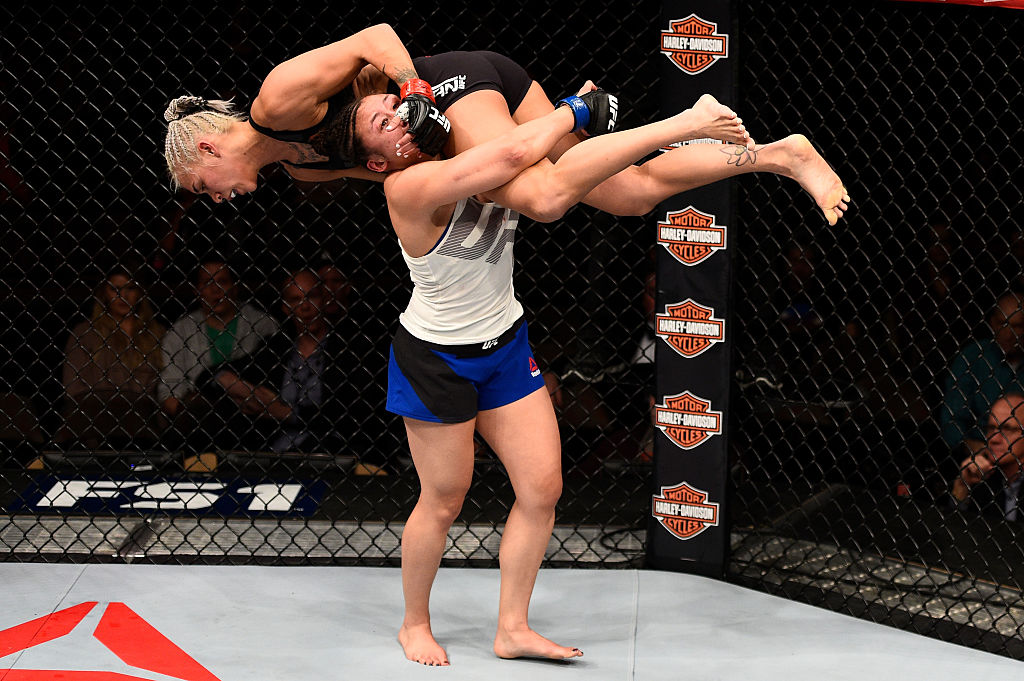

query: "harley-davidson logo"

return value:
[657, 206, 727, 266]
[660, 15, 729, 75]
[656, 299, 725, 359]
[652, 481, 720, 540]
[654, 390, 723, 450]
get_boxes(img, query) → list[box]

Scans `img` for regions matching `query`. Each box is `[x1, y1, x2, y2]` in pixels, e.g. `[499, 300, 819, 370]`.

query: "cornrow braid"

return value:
[310, 99, 367, 167]
[163, 96, 247, 189]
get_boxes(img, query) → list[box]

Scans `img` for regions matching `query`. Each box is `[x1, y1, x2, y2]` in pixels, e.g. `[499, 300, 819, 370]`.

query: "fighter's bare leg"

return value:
[475, 387, 582, 661]
[445, 89, 747, 222]
[397, 417, 477, 666]
[508, 81, 850, 225]
[584, 135, 850, 224]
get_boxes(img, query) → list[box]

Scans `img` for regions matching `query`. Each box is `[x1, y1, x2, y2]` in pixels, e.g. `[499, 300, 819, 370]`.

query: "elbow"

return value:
[499, 145, 534, 178]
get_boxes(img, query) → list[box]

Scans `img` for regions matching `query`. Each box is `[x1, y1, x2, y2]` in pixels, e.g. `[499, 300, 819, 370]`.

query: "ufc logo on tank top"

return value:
[436, 200, 518, 264]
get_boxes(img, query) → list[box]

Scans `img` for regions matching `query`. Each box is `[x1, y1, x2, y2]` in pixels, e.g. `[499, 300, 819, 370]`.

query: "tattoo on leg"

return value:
[720, 144, 757, 167]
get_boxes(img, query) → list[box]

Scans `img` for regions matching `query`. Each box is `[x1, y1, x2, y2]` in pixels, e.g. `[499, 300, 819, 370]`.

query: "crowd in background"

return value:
[0, 200, 1020, 524]
[1, 112, 1021, 519]
[732, 217, 1024, 522]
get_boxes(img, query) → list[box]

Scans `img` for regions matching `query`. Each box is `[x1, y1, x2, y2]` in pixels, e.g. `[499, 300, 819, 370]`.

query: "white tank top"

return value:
[398, 196, 523, 344]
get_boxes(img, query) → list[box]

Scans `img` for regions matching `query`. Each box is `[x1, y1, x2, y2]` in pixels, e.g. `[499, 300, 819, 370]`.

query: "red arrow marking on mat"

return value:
[0, 602, 98, 657]
[1, 672, 152, 680]
[93, 603, 220, 681]
[0, 602, 222, 681]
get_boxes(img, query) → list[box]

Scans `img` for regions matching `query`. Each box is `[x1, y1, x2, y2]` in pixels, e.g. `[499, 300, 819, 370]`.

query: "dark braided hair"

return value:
[310, 99, 368, 166]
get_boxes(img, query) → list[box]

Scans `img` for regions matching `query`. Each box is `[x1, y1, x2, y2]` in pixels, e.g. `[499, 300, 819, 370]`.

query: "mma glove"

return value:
[556, 89, 619, 137]
[397, 78, 451, 157]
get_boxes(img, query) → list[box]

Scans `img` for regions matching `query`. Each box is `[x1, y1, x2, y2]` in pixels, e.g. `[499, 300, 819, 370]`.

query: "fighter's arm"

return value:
[285, 165, 386, 184]
[252, 23, 417, 129]
[385, 105, 576, 253]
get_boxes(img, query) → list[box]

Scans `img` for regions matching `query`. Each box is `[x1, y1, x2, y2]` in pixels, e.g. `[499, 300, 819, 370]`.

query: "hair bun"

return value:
[164, 95, 208, 122]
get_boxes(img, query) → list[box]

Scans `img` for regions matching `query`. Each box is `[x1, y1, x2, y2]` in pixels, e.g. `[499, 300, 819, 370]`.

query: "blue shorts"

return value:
[386, 318, 545, 423]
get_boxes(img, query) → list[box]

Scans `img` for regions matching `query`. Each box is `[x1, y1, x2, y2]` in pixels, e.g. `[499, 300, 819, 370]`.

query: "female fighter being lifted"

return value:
[164, 25, 849, 226]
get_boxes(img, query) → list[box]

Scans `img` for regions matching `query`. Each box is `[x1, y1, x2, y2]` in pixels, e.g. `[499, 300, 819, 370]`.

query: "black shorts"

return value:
[385, 318, 545, 423]
[413, 51, 535, 114]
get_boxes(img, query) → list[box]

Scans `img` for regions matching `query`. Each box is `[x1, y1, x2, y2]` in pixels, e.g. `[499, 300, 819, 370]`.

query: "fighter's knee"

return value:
[424, 488, 470, 522]
[524, 192, 572, 223]
[522, 476, 563, 510]
[531, 203, 570, 224]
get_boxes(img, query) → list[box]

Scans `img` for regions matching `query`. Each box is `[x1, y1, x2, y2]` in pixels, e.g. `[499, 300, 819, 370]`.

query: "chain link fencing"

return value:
[730, 0, 1024, 660]
[0, 2, 662, 569]
[1, 0, 1021, 661]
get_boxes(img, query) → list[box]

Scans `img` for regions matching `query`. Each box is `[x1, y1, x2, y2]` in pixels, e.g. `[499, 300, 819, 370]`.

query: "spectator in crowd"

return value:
[941, 292, 1024, 457]
[877, 219, 971, 423]
[776, 240, 824, 334]
[316, 260, 351, 324]
[157, 257, 280, 456]
[950, 393, 1023, 521]
[58, 268, 167, 449]
[761, 239, 837, 398]
[260, 268, 388, 474]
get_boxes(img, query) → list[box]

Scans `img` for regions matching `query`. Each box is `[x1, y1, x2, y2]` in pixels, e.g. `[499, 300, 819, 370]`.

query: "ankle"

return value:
[401, 618, 432, 632]
[497, 619, 530, 635]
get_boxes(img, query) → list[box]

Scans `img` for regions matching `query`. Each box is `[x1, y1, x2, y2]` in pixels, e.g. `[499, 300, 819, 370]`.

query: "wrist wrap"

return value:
[556, 95, 591, 133]
[400, 78, 435, 102]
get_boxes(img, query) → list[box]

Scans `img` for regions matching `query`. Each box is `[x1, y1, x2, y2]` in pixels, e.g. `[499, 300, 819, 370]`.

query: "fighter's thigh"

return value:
[403, 416, 477, 497]
[445, 90, 520, 154]
[510, 81, 580, 162]
[446, 83, 577, 160]
[475, 387, 561, 492]
[513, 81, 646, 214]
[442, 89, 556, 218]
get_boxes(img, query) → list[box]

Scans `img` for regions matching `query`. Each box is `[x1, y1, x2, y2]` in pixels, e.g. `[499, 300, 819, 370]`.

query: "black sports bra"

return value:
[248, 91, 355, 170]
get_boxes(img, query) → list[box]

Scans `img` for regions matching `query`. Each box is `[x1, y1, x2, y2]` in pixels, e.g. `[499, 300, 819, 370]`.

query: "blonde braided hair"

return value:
[163, 96, 247, 189]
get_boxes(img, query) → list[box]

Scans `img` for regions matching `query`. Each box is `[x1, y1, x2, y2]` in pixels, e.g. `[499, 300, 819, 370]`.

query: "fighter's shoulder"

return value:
[252, 71, 322, 128]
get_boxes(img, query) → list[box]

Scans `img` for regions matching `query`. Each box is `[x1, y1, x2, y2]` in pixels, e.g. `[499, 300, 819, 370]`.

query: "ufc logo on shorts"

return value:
[433, 75, 467, 100]
[429, 108, 451, 133]
[481, 338, 499, 350]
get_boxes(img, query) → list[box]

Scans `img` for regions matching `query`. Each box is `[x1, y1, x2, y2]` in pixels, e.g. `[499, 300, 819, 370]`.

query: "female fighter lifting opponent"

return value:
[351, 85, 747, 665]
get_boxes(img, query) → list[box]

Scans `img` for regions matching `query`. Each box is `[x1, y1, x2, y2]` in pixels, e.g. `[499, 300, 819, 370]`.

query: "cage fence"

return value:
[0, 0, 1021, 661]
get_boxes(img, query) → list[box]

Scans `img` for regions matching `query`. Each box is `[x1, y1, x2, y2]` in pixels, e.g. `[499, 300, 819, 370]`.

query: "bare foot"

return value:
[779, 133, 850, 226]
[398, 623, 449, 666]
[679, 93, 751, 147]
[493, 627, 583, 661]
